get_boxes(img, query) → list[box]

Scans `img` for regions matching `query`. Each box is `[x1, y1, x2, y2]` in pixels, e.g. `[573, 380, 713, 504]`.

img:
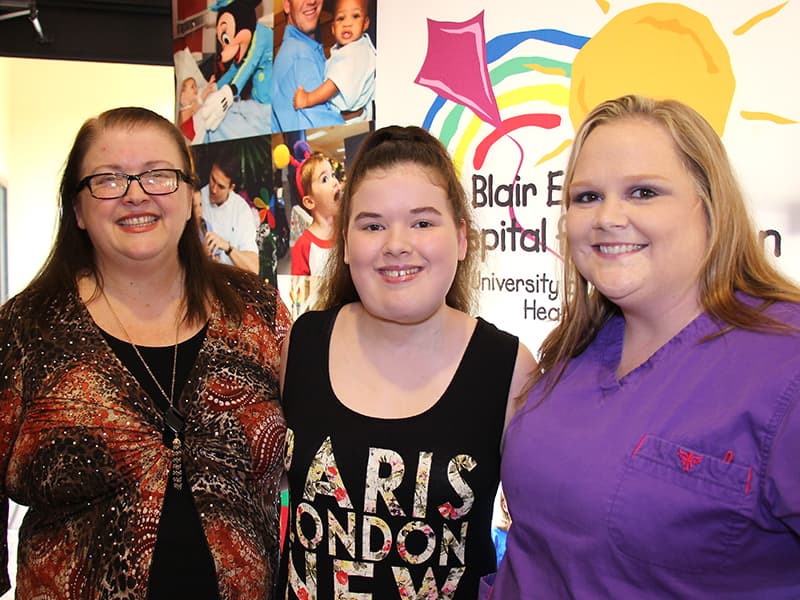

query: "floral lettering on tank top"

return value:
[284, 431, 477, 598]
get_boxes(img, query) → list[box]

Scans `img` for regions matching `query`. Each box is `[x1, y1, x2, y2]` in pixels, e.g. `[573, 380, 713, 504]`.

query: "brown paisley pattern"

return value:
[0, 278, 290, 599]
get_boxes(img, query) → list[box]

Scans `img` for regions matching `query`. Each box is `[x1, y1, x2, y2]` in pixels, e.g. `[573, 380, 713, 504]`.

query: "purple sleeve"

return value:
[478, 572, 496, 600]
[765, 386, 800, 532]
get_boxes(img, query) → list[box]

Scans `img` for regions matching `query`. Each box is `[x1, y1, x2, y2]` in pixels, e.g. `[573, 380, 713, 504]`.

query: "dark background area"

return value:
[0, 0, 173, 65]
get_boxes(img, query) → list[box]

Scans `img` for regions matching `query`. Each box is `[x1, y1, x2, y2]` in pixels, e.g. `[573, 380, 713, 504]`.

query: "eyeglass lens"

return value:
[89, 170, 180, 199]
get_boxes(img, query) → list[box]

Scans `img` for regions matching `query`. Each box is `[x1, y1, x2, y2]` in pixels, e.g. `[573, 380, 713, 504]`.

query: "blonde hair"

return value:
[316, 125, 479, 313]
[530, 94, 800, 401]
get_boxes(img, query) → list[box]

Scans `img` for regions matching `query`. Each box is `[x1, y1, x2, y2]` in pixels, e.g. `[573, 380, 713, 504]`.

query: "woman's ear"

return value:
[74, 201, 86, 230]
[185, 189, 193, 222]
[457, 219, 467, 261]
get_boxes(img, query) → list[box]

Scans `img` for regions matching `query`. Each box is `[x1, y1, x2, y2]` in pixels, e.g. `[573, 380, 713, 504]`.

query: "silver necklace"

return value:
[102, 289, 184, 490]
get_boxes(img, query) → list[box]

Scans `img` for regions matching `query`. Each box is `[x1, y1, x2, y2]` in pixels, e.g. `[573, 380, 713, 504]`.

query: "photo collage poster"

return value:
[172, 0, 377, 318]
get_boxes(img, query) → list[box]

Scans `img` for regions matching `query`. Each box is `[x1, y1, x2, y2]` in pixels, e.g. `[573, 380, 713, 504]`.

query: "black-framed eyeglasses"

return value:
[77, 169, 193, 200]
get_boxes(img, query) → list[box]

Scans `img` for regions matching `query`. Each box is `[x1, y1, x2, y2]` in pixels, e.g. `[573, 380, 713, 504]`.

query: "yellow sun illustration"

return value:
[569, 3, 734, 135]
[566, 2, 795, 138]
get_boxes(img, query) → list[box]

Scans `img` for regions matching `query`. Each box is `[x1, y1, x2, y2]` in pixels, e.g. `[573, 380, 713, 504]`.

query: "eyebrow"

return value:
[410, 206, 444, 216]
[569, 174, 670, 188]
[352, 206, 444, 221]
[352, 211, 381, 221]
[209, 171, 230, 187]
[90, 160, 176, 173]
[336, 1, 367, 15]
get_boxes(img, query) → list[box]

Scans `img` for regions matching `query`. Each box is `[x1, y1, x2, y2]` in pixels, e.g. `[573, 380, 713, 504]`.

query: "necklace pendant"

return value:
[165, 407, 185, 490]
[171, 435, 183, 490]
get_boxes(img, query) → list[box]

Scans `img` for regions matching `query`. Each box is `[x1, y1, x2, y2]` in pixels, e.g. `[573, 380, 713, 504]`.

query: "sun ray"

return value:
[595, 0, 610, 15]
[740, 111, 797, 124]
[536, 139, 572, 166]
[501, 84, 570, 108]
[492, 57, 573, 86]
[524, 63, 568, 77]
[733, 2, 787, 36]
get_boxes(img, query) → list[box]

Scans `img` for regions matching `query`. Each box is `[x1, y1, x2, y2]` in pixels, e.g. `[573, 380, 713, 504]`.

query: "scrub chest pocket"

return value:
[608, 435, 753, 572]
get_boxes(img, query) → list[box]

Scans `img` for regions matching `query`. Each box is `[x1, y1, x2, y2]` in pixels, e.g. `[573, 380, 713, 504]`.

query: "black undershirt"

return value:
[102, 324, 221, 600]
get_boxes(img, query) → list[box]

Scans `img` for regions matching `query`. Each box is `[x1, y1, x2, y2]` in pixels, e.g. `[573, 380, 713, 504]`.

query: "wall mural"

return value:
[170, 0, 800, 351]
[386, 0, 799, 351]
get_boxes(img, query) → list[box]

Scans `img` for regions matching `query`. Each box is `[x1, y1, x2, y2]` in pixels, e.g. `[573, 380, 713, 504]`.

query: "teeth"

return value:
[596, 243, 645, 255]
[119, 215, 157, 226]
[382, 268, 419, 278]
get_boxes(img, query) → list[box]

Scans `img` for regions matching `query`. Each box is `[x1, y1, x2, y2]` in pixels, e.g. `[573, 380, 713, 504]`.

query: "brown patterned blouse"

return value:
[0, 279, 291, 599]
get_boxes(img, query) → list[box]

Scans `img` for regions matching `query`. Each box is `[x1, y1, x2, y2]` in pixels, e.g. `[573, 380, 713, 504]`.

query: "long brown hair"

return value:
[315, 125, 480, 313]
[530, 94, 800, 401]
[25, 106, 251, 325]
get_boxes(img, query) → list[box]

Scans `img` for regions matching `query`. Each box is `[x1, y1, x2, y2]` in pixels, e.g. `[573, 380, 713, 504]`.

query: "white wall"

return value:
[0, 59, 9, 185]
[1, 57, 175, 297]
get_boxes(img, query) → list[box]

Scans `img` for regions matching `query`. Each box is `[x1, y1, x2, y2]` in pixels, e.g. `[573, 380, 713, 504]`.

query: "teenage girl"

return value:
[276, 125, 535, 599]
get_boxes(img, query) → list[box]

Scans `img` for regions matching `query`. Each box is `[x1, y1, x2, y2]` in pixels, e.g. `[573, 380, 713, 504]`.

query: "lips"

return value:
[117, 214, 158, 228]
[378, 266, 421, 280]
[594, 243, 647, 255]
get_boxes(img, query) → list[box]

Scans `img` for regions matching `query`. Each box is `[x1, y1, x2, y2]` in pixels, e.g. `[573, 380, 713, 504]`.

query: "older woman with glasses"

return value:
[0, 107, 290, 599]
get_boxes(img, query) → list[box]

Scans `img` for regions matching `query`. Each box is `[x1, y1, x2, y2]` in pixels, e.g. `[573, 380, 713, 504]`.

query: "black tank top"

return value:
[277, 305, 519, 599]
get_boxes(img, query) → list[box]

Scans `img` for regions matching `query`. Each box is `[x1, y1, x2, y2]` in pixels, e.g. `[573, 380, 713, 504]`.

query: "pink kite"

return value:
[414, 11, 502, 129]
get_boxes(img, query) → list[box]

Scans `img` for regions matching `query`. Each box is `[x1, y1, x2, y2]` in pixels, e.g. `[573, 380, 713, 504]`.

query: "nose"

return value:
[383, 225, 411, 256]
[122, 176, 149, 204]
[593, 195, 628, 230]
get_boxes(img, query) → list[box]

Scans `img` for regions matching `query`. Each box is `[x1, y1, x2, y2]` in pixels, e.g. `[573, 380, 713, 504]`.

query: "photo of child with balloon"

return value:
[271, 123, 370, 317]
[273, 137, 340, 318]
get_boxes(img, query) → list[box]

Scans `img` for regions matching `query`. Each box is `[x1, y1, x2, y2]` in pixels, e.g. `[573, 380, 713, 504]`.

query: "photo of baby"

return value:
[173, 0, 273, 144]
[178, 75, 216, 144]
[293, 0, 376, 123]
[272, 0, 377, 133]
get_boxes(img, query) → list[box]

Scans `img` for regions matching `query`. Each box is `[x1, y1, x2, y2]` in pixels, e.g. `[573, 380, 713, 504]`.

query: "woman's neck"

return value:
[617, 295, 703, 378]
[349, 301, 460, 350]
[94, 256, 184, 303]
[79, 260, 191, 345]
[329, 302, 476, 419]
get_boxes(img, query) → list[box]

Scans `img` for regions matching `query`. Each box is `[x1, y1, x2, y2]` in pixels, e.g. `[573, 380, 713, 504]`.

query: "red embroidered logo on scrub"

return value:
[678, 449, 703, 472]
